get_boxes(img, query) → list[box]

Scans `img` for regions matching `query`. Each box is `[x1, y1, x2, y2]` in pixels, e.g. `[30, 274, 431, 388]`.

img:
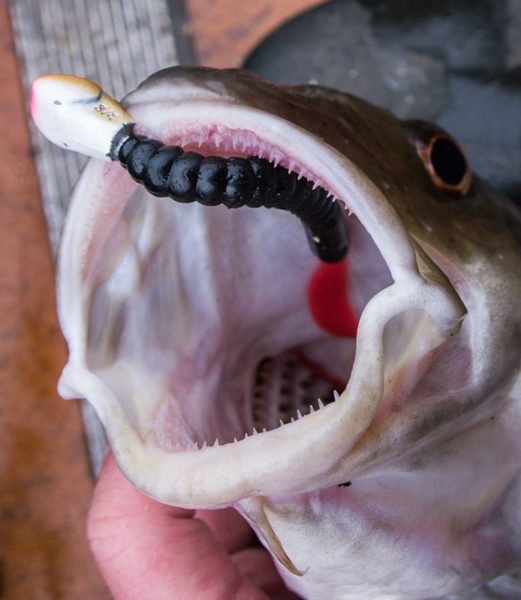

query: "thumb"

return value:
[88, 452, 268, 600]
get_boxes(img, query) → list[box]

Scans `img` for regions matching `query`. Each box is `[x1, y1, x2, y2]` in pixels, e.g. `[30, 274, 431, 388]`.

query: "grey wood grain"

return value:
[10, 0, 181, 476]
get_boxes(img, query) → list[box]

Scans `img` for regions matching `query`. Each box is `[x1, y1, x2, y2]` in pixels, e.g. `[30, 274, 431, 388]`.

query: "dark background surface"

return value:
[246, 0, 521, 200]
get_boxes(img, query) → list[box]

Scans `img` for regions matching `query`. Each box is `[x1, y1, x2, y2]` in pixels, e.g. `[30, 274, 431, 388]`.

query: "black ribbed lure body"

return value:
[112, 126, 349, 263]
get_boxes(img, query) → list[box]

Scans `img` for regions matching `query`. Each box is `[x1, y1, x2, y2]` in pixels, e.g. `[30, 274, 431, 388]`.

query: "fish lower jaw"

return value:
[60, 276, 455, 508]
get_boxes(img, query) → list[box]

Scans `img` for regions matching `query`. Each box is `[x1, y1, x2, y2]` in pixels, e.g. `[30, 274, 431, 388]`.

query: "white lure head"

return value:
[30, 74, 132, 160]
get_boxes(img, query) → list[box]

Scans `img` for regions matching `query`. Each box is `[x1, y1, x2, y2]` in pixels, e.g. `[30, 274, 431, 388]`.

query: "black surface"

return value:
[245, 0, 521, 200]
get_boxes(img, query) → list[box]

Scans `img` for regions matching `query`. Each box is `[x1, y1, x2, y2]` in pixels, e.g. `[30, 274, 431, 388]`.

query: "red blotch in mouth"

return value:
[307, 258, 358, 338]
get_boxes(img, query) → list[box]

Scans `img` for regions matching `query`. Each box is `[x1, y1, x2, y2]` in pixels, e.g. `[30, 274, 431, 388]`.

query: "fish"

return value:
[31, 67, 521, 598]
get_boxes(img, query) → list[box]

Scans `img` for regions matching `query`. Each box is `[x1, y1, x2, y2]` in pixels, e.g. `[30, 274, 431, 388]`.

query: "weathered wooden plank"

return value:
[0, 4, 109, 597]
[10, 0, 180, 474]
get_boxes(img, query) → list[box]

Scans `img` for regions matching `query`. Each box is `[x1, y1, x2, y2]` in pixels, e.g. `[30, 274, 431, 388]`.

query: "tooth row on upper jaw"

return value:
[163, 125, 347, 207]
[185, 390, 341, 451]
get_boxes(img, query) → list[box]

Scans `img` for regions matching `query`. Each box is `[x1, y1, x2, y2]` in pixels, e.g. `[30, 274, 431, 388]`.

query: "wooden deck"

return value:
[0, 3, 108, 596]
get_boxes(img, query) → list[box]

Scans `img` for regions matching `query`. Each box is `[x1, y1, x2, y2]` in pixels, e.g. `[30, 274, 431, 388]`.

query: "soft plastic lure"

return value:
[31, 74, 348, 263]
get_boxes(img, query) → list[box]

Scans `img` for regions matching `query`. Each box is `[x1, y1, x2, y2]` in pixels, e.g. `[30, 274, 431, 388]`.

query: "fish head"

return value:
[54, 68, 521, 597]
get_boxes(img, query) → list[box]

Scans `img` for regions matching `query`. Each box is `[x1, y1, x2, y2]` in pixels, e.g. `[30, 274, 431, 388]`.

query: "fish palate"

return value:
[32, 67, 521, 598]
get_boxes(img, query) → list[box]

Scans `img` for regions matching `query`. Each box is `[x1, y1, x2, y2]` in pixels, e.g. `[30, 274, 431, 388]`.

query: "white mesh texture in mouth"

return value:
[252, 350, 339, 432]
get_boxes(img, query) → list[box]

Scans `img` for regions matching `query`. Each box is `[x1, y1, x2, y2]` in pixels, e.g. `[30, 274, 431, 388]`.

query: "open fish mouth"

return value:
[56, 70, 465, 508]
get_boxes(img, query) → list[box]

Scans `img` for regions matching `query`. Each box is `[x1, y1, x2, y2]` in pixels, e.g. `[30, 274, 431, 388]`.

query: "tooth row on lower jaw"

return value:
[184, 390, 341, 451]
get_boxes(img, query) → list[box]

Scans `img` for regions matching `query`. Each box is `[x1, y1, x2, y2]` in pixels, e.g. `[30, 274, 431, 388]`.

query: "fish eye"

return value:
[404, 120, 472, 198]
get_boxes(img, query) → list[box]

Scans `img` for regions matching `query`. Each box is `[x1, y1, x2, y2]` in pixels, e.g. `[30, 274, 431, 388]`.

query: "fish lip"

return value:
[57, 82, 466, 508]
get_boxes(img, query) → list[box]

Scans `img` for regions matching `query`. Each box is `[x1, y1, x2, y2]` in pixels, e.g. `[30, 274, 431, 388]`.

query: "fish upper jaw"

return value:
[56, 78, 466, 508]
[127, 93, 465, 337]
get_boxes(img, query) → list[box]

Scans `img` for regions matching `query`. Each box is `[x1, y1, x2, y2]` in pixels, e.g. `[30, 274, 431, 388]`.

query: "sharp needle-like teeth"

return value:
[279, 419, 285, 427]
[262, 427, 267, 433]
[309, 405, 315, 413]
[317, 398, 325, 410]
[297, 409, 303, 419]
[252, 427, 258, 435]
[333, 390, 340, 402]
[213, 438, 219, 447]
[233, 437, 238, 443]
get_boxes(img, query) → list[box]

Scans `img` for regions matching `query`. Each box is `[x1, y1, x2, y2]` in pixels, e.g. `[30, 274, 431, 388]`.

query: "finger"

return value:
[233, 548, 301, 600]
[88, 452, 269, 600]
[195, 508, 256, 553]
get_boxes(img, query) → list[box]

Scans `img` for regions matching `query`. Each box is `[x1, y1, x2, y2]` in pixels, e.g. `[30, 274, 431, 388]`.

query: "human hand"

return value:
[88, 453, 299, 599]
